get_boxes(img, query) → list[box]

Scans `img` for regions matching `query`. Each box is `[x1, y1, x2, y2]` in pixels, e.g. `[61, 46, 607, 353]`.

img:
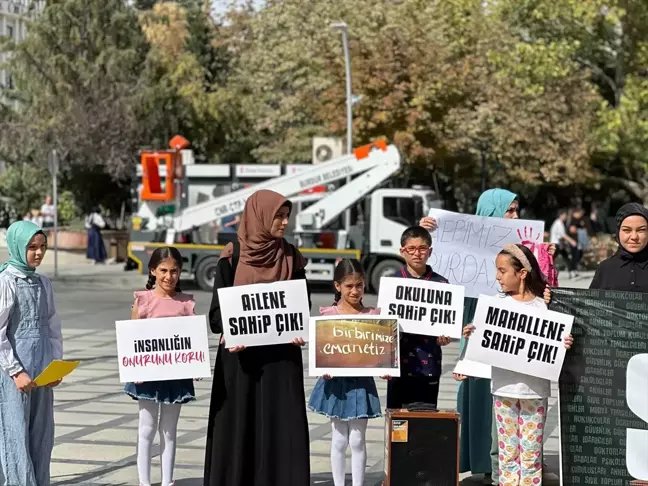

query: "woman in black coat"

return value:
[590, 202, 648, 291]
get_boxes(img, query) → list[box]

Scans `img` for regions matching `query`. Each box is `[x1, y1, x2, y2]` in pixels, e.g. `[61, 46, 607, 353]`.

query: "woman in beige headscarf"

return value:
[203, 189, 311, 486]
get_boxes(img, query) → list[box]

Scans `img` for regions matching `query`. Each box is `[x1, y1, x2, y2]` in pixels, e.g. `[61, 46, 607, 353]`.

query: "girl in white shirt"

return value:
[464, 243, 572, 486]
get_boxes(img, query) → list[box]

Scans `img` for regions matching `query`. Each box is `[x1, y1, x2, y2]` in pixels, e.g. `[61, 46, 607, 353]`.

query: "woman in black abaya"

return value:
[203, 189, 311, 486]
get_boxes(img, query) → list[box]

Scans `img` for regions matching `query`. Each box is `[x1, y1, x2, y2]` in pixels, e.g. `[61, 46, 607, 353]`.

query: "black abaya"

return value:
[203, 257, 311, 486]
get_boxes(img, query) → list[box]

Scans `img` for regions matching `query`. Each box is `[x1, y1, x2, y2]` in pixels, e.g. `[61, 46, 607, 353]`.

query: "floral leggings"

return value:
[493, 396, 547, 486]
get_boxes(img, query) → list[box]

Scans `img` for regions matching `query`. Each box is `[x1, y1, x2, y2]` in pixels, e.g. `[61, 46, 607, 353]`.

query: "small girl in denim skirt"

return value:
[308, 259, 389, 486]
[124, 247, 197, 486]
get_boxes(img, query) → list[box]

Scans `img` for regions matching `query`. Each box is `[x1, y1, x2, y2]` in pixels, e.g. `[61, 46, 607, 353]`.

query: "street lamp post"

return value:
[330, 22, 353, 233]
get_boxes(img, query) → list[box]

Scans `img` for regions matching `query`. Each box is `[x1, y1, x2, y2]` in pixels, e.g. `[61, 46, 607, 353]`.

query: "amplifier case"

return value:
[383, 409, 460, 486]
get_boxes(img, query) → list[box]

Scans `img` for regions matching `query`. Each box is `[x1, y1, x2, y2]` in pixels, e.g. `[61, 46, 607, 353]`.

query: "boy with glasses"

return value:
[386, 226, 451, 409]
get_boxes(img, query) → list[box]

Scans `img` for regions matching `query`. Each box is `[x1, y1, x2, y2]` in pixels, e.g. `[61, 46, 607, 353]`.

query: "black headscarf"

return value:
[615, 202, 648, 263]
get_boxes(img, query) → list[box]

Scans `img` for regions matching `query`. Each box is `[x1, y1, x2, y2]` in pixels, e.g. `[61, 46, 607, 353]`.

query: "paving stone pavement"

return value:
[48, 314, 564, 485]
[40, 261, 595, 485]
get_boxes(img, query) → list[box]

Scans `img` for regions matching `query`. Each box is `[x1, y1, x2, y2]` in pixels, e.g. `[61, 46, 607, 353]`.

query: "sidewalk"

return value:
[0, 248, 142, 286]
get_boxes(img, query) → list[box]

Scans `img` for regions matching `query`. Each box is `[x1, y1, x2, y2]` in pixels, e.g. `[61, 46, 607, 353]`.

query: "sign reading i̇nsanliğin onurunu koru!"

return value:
[217, 279, 311, 348]
[115, 315, 212, 383]
[377, 277, 465, 339]
[550, 288, 648, 485]
[309, 315, 400, 377]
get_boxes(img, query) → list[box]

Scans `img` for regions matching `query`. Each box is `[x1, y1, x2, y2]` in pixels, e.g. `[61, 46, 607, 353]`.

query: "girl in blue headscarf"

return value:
[0, 221, 64, 485]
[420, 189, 555, 485]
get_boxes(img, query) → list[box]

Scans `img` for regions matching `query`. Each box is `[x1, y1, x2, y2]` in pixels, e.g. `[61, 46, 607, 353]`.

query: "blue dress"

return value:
[308, 305, 382, 421]
[309, 377, 381, 420]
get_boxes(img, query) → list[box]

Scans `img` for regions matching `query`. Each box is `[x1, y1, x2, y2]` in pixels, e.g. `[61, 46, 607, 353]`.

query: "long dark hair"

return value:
[333, 259, 366, 305]
[498, 244, 546, 298]
[146, 247, 183, 292]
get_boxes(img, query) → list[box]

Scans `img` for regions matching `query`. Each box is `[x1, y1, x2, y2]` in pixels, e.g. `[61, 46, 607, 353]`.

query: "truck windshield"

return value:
[383, 196, 425, 227]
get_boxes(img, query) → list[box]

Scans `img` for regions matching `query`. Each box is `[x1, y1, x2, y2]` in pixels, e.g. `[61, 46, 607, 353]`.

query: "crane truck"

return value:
[127, 137, 441, 291]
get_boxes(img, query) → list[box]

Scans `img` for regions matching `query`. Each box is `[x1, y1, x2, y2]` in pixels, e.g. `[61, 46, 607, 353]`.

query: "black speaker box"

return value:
[383, 409, 459, 486]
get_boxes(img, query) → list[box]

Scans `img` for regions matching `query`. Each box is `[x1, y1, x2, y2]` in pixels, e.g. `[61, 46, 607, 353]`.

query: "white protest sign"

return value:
[377, 277, 464, 338]
[453, 359, 491, 380]
[426, 209, 545, 298]
[464, 295, 573, 381]
[116, 315, 211, 383]
[217, 279, 310, 347]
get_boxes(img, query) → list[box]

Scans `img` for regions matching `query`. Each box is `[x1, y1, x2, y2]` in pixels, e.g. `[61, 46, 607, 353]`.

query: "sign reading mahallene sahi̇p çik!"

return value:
[426, 209, 545, 298]
[217, 279, 310, 347]
[464, 295, 573, 382]
[115, 315, 212, 383]
[377, 277, 464, 339]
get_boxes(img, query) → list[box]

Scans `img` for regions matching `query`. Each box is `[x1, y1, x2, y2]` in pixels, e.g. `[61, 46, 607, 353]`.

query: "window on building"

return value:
[6, 25, 14, 40]
[5, 72, 14, 90]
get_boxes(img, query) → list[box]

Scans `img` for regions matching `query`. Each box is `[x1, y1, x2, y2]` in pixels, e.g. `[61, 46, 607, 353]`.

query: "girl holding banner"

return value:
[420, 189, 556, 484]
[124, 247, 197, 486]
[308, 259, 386, 486]
[463, 244, 572, 486]
[204, 190, 311, 486]
[421, 189, 519, 484]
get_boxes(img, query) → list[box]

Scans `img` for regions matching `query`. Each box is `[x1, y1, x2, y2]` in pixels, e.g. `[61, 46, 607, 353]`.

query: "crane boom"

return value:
[295, 150, 401, 230]
[172, 144, 400, 233]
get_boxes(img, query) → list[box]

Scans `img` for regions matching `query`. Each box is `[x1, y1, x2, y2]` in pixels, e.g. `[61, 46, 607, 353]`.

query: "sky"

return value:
[211, 0, 265, 17]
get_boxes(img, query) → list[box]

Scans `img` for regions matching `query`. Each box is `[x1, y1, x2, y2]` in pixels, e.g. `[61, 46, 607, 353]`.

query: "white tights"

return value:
[137, 400, 182, 486]
[330, 418, 368, 486]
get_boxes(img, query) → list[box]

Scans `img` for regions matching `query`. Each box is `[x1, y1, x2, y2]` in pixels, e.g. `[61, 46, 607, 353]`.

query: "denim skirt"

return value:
[124, 379, 195, 405]
[308, 377, 381, 421]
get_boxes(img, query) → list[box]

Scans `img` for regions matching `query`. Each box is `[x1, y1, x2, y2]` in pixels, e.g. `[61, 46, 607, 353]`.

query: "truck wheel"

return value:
[195, 256, 219, 291]
[370, 259, 403, 293]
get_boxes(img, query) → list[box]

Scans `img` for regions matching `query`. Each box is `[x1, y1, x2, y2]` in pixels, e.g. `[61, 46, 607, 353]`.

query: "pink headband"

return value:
[503, 244, 532, 272]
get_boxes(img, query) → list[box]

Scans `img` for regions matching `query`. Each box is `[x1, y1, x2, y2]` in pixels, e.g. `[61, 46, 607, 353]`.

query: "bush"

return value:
[57, 191, 81, 226]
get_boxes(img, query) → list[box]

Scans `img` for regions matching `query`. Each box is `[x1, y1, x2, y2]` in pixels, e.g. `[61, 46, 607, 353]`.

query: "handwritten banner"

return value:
[115, 315, 211, 383]
[464, 295, 573, 381]
[308, 315, 400, 377]
[217, 279, 310, 347]
[426, 209, 545, 298]
[377, 277, 464, 338]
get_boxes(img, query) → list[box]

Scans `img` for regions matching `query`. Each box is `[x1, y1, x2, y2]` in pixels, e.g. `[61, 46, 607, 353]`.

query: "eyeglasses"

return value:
[402, 245, 431, 255]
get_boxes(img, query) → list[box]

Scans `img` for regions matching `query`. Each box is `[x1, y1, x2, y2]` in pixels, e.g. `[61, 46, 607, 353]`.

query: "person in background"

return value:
[40, 195, 55, 229]
[85, 207, 107, 265]
[386, 225, 451, 410]
[216, 214, 240, 245]
[550, 209, 577, 278]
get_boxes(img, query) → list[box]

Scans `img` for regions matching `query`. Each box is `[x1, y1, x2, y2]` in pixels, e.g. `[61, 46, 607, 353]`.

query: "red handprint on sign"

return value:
[517, 226, 541, 246]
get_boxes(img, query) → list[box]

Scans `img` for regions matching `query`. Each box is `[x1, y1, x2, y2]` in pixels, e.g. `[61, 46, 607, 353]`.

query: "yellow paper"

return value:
[33, 360, 80, 386]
